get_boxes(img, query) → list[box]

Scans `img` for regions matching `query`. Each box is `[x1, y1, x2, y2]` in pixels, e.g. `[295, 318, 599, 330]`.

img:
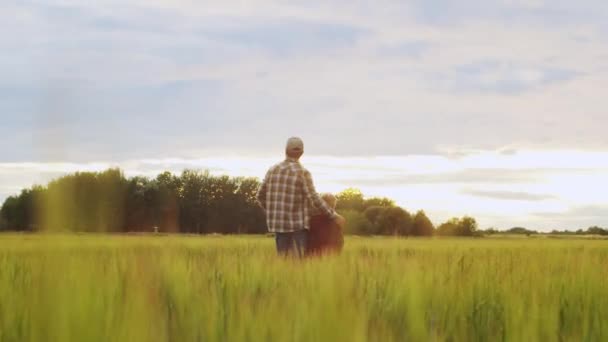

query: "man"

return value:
[257, 137, 345, 257]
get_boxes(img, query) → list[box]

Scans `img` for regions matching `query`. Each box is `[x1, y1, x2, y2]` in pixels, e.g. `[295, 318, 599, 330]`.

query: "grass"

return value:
[0, 234, 607, 341]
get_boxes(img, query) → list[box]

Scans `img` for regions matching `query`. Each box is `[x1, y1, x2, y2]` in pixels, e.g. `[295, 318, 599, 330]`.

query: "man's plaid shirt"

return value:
[257, 158, 337, 233]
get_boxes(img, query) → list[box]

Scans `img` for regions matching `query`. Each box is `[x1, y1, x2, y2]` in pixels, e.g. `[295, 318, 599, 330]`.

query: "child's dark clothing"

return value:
[307, 214, 344, 256]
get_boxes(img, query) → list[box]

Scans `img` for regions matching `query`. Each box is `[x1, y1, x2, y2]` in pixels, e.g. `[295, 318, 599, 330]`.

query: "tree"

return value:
[179, 170, 210, 234]
[156, 171, 181, 233]
[437, 218, 460, 236]
[207, 175, 240, 234]
[586, 226, 608, 235]
[336, 188, 365, 212]
[437, 216, 478, 236]
[233, 177, 266, 234]
[95, 169, 128, 232]
[412, 210, 435, 236]
[39, 169, 128, 232]
[361, 206, 414, 236]
[1, 196, 21, 230]
[374, 207, 412, 236]
[0, 168, 452, 236]
[481, 227, 499, 235]
[363, 197, 395, 210]
[505, 227, 538, 235]
[363, 206, 384, 226]
[342, 209, 373, 235]
[458, 216, 478, 236]
[125, 176, 156, 232]
[0, 186, 44, 231]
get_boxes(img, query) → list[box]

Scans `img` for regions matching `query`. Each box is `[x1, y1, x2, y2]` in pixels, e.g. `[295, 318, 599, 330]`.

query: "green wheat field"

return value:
[1, 234, 607, 341]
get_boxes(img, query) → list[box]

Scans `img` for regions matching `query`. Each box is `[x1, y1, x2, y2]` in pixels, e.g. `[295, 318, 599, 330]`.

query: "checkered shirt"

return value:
[256, 158, 337, 233]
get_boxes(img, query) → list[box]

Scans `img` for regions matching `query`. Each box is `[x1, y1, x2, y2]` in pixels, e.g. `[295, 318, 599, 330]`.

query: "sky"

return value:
[1, 0, 608, 230]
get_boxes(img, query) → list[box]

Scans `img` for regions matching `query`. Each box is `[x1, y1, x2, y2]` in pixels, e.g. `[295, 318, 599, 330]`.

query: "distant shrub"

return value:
[437, 216, 478, 237]
[342, 210, 373, 235]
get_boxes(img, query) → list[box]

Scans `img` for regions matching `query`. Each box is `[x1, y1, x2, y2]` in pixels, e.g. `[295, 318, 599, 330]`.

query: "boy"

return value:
[307, 193, 345, 256]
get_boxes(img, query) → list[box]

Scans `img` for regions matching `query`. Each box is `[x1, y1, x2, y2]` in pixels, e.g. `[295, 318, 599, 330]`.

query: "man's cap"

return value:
[286, 137, 304, 152]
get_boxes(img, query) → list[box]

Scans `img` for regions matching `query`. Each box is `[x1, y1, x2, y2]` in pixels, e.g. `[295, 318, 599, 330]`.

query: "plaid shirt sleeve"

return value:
[301, 169, 337, 219]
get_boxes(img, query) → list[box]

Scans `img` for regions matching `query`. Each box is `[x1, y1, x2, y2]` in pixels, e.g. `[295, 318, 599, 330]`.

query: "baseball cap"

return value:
[286, 137, 304, 152]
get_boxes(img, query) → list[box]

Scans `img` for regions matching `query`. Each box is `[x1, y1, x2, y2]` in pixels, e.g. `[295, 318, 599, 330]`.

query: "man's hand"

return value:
[334, 214, 346, 228]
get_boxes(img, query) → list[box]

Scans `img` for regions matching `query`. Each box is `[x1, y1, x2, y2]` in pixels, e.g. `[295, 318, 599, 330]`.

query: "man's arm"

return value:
[301, 169, 337, 219]
[256, 171, 270, 210]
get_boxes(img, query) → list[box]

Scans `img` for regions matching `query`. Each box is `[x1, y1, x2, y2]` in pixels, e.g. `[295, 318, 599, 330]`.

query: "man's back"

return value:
[260, 159, 308, 233]
[257, 158, 336, 233]
[257, 137, 342, 256]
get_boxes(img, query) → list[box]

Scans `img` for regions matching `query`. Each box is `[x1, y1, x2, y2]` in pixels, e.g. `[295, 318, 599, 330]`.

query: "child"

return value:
[307, 193, 344, 256]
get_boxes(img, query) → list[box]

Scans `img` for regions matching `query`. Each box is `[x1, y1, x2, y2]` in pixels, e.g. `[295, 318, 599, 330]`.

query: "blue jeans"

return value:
[275, 230, 308, 257]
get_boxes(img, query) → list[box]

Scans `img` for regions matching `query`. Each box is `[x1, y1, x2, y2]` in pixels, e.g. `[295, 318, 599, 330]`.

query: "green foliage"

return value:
[1, 173, 445, 236]
[336, 189, 434, 236]
[0, 169, 265, 234]
[480, 227, 500, 235]
[0, 196, 19, 231]
[341, 209, 373, 235]
[336, 189, 396, 213]
[44, 169, 128, 232]
[361, 206, 413, 235]
[437, 216, 478, 236]
[336, 188, 365, 212]
[362, 196, 395, 210]
[478, 226, 608, 236]
[412, 210, 435, 236]
[376, 207, 413, 236]
[1, 235, 608, 341]
[0, 186, 44, 231]
[505, 227, 539, 235]
[582, 226, 608, 235]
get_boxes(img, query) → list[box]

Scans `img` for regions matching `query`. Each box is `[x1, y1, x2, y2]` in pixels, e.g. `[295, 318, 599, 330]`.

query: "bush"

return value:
[437, 216, 478, 236]
[341, 209, 373, 235]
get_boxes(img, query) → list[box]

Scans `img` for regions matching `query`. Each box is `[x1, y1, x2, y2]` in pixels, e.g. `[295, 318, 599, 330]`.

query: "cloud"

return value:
[335, 168, 542, 186]
[376, 41, 432, 59]
[530, 205, 608, 229]
[443, 60, 581, 94]
[1, 0, 608, 163]
[533, 205, 608, 219]
[202, 20, 369, 57]
[332, 166, 607, 187]
[461, 189, 556, 201]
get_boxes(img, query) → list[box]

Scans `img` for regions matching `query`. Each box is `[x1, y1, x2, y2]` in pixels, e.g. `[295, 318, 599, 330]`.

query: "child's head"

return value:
[321, 193, 337, 209]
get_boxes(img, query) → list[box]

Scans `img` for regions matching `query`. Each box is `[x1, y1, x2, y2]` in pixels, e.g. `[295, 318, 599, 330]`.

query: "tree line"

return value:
[335, 188, 478, 236]
[0, 168, 482, 236]
[0, 169, 265, 234]
[481, 226, 608, 236]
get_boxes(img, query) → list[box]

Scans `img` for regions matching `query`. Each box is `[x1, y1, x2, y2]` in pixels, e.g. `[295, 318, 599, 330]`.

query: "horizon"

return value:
[2, 1, 608, 231]
[2, 148, 607, 231]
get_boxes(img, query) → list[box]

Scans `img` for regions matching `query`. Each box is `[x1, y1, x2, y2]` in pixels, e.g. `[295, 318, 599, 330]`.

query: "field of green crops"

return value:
[1, 234, 607, 341]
